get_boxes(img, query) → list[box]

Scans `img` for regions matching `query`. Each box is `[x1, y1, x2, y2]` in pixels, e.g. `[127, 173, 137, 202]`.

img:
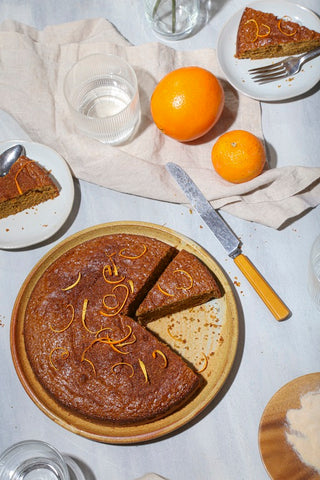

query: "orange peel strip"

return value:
[80, 341, 97, 376]
[111, 362, 134, 377]
[81, 356, 96, 376]
[100, 284, 129, 317]
[196, 352, 208, 373]
[152, 349, 168, 368]
[119, 244, 147, 259]
[101, 324, 133, 345]
[138, 359, 149, 383]
[49, 347, 69, 371]
[258, 23, 270, 37]
[245, 19, 270, 41]
[173, 269, 193, 290]
[14, 160, 34, 194]
[277, 18, 296, 36]
[157, 284, 174, 297]
[117, 333, 137, 348]
[82, 335, 129, 358]
[102, 264, 125, 285]
[61, 272, 81, 291]
[127, 279, 134, 293]
[49, 304, 75, 333]
[81, 298, 100, 334]
[167, 325, 183, 342]
[107, 253, 119, 276]
[96, 337, 129, 355]
[95, 326, 113, 337]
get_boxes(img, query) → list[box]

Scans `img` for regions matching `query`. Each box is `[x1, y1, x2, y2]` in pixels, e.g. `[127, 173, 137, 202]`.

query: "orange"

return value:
[150, 66, 224, 142]
[211, 130, 266, 184]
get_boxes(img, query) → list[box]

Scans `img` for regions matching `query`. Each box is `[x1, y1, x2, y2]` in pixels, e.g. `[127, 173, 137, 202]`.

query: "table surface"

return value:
[0, 1, 319, 479]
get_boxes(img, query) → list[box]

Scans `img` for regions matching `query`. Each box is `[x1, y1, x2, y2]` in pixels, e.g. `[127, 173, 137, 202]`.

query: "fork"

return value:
[248, 46, 320, 84]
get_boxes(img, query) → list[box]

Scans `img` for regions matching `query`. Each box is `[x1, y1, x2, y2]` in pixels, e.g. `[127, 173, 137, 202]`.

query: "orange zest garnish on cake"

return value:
[100, 284, 129, 317]
[195, 352, 208, 373]
[157, 284, 174, 297]
[81, 347, 96, 376]
[117, 333, 137, 348]
[49, 304, 74, 333]
[49, 347, 69, 371]
[245, 18, 271, 42]
[277, 18, 297, 36]
[111, 362, 134, 377]
[61, 272, 81, 291]
[174, 269, 193, 291]
[138, 359, 149, 383]
[102, 264, 125, 284]
[104, 324, 133, 345]
[152, 349, 168, 368]
[14, 160, 34, 194]
[167, 325, 184, 342]
[81, 298, 100, 334]
[105, 253, 119, 277]
[119, 244, 147, 259]
[128, 279, 134, 293]
[95, 325, 134, 354]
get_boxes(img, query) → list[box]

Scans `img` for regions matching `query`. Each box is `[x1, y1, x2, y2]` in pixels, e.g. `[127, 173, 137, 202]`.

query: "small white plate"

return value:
[0, 140, 74, 249]
[217, 0, 320, 101]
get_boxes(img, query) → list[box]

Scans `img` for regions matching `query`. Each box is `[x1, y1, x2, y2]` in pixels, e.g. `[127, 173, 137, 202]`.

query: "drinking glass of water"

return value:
[308, 235, 320, 310]
[0, 440, 69, 480]
[64, 53, 141, 145]
[144, 0, 200, 40]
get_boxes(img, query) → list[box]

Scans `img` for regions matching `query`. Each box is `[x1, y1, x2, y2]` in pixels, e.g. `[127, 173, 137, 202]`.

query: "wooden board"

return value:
[259, 373, 320, 479]
[10, 221, 239, 444]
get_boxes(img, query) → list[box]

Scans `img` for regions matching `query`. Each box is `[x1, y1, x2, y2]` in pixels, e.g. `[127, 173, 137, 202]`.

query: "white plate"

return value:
[217, 1, 320, 101]
[0, 140, 74, 249]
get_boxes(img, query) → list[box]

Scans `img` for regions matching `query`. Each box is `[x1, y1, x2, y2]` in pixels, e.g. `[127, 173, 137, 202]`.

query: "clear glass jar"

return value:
[144, 0, 200, 40]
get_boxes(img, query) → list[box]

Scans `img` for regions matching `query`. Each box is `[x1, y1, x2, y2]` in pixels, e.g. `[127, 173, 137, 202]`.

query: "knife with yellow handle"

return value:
[166, 162, 290, 321]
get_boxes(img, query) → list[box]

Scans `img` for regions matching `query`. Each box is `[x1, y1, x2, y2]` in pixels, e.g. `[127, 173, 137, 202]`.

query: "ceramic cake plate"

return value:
[11, 221, 239, 444]
[217, 1, 320, 101]
[0, 140, 74, 249]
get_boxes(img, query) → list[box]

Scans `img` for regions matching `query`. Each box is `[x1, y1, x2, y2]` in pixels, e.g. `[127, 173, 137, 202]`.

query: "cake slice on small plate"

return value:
[136, 249, 222, 323]
[0, 155, 59, 219]
[236, 7, 320, 59]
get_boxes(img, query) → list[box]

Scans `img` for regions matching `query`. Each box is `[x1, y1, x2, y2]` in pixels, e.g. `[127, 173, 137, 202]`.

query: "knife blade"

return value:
[166, 162, 290, 321]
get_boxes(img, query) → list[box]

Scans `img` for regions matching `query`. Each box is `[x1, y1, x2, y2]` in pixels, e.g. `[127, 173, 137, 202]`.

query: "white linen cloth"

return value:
[0, 18, 319, 229]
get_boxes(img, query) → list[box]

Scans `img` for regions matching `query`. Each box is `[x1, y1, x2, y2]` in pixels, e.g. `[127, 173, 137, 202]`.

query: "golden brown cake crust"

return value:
[23, 234, 203, 424]
[236, 7, 320, 59]
[136, 249, 222, 322]
[0, 155, 59, 219]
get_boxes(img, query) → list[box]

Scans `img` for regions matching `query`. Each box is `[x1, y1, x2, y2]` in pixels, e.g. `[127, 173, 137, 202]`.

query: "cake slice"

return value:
[236, 7, 320, 59]
[0, 155, 59, 219]
[136, 249, 222, 323]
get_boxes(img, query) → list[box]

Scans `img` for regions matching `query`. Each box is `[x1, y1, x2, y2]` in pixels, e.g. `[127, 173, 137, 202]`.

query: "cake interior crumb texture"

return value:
[0, 155, 59, 219]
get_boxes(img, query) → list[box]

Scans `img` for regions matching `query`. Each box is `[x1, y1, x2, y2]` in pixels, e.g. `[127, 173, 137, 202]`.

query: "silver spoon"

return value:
[0, 144, 26, 177]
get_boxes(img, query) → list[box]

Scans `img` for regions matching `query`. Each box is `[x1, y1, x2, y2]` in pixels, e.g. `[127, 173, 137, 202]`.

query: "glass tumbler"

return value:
[64, 53, 141, 145]
[308, 234, 320, 310]
[144, 0, 200, 40]
[0, 440, 69, 480]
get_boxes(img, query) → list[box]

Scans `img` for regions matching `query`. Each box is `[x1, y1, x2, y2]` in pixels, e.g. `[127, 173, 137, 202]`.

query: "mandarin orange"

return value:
[211, 130, 266, 183]
[150, 66, 224, 142]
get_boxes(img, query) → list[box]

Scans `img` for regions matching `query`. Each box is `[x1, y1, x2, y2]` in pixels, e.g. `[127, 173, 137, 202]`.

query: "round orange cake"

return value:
[23, 233, 222, 425]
